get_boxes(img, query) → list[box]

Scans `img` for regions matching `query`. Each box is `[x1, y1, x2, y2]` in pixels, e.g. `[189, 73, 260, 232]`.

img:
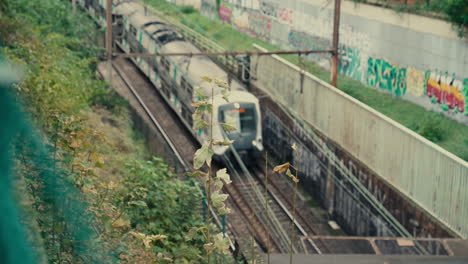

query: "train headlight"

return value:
[252, 140, 257, 146]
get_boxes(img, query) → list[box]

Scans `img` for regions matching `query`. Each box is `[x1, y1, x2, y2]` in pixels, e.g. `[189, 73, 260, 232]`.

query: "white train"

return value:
[78, 0, 263, 156]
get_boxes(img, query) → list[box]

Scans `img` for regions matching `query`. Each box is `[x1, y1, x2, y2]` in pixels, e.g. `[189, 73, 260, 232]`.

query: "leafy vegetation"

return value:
[188, 77, 233, 263]
[146, 0, 468, 161]
[1, 0, 211, 262]
[354, 0, 468, 37]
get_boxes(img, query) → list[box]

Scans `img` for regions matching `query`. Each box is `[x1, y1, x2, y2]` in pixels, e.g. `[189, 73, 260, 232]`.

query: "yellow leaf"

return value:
[129, 231, 146, 240]
[70, 140, 81, 149]
[291, 143, 298, 151]
[273, 162, 290, 173]
[112, 218, 130, 228]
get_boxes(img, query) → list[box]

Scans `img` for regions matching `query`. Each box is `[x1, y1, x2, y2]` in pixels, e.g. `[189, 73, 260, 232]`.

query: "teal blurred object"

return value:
[0, 58, 35, 264]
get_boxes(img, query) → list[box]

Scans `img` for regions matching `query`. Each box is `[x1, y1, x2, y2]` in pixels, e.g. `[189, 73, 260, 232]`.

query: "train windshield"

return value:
[219, 103, 256, 134]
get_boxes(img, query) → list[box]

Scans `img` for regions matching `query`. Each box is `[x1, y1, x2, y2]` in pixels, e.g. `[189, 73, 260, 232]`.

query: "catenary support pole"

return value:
[106, 0, 112, 84]
[330, 0, 341, 87]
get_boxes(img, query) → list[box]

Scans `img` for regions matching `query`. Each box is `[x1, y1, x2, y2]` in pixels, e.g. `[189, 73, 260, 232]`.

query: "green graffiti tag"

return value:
[338, 46, 362, 81]
[367, 57, 379, 87]
[366, 58, 407, 96]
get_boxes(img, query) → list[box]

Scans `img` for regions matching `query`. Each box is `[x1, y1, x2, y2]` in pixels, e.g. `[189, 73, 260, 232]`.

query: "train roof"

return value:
[213, 90, 259, 107]
[115, 0, 248, 97]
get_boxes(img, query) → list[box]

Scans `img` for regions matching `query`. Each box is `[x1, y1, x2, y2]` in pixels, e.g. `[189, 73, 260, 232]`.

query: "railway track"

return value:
[99, 54, 353, 258]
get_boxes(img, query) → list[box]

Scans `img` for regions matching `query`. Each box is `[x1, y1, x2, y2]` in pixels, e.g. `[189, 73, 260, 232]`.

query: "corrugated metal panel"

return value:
[253, 44, 468, 238]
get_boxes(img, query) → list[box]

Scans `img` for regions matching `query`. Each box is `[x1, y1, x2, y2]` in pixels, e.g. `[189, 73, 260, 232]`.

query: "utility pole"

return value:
[330, 0, 341, 87]
[106, 0, 112, 84]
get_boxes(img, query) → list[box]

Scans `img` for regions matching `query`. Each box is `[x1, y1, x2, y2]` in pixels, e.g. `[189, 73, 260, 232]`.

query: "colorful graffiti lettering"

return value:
[232, 8, 249, 30]
[218, 3, 233, 24]
[464, 79, 468, 115]
[406, 67, 425, 97]
[259, 0, 277, 17]
[425, 72, 466, 113]
[366, 58, 407, 96]
[247, 12, 271, 41]
[288, 30, 330, 64]
[338, 46, 362, 81]
[278, 7, 293, 24]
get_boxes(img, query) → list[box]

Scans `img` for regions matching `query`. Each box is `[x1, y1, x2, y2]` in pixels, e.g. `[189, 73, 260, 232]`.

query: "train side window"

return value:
[181, 76, 193, 94]
[181, 104, 193, 127]
[161, 57, 170, 73]
[130, 25, 137, 38]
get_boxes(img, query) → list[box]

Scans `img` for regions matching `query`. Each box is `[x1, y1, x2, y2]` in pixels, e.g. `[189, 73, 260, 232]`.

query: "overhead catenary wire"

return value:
[110, 49, 334, 58]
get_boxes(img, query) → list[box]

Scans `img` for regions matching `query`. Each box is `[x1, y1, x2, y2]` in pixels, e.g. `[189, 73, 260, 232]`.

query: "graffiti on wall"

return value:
[247, 12, 272, 40]
[218, 3, 233, 24]
[406, 67, 425, 97]
[367, 58, 407, 96]
[278, 7, 294, 25]
[424, 72, 467, 114]
[259, 0, 277, 17]
[338, 46, 363, 81]
[288, 30, 331, 66]
[209, 0, 468, 121]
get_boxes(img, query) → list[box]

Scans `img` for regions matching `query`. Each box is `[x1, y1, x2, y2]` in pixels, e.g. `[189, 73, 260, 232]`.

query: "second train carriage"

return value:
[84, 0, 263, 156]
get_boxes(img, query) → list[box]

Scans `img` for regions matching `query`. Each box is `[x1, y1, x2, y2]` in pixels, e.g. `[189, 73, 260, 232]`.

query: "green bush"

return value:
[444, 0, 468, 36]
[121, 158, 205, 261]
[179, 5, 196, 14]
[413, 114, 446, 143]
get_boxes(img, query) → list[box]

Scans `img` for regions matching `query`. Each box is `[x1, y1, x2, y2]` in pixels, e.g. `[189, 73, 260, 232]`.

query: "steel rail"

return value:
[221, 153, 292, 253]
[252, 166, 324, 254]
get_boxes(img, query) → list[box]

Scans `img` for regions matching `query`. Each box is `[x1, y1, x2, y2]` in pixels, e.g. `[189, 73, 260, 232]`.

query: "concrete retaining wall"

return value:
[252, 44, 468, 238]
[200, 0, 468, 124]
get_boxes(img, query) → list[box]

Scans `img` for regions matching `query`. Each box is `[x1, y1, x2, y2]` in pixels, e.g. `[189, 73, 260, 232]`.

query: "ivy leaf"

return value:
[222, 123, 237, 132]
[212, 191, 228, 208]
[199, 103, 212, 113]
[273, 162, 290, 173]
[292, 143, 298, 151]
[201, 76, 213, 83]
[128, 201, 147, 207]
[285, 169, 299, 183]
[129, 231, 146, 240]
[213, 233, 230, 254]
[186, 170, 207, 178]
[194, 118, 208, 130]
[195, 86, 208, 100]
[221, 88, 230, 102]
[203, 242, 215, 254]
[216, 168, 231, 185]
[191, 101, 207, 108]
[112, 218, 130, 228]
[193, 144, 214, 169]
[214, 79, 228, 89]
[147, 234, 167, 242]
[192, 112, 202, 123]
[218, 205, 231, 215]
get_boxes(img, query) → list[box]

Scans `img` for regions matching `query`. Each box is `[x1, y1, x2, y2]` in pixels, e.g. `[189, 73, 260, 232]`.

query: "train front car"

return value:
[110, 0, 263, 159]
[212, 91, 263, 157]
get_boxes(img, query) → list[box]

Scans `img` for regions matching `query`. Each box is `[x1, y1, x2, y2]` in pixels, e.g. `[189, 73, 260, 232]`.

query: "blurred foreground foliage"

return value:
[1, 0, 211, 263]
